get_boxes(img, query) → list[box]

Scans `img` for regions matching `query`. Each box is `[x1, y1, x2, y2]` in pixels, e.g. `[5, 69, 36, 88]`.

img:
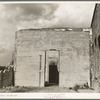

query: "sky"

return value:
[0, 3, 95, 65]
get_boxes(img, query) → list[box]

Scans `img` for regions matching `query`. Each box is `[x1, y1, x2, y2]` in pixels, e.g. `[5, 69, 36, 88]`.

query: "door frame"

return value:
[44, 49, 60, 86]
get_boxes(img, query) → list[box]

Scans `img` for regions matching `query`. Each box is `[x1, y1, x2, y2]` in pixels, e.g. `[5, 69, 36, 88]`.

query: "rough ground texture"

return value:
[0, 86, 96, 93]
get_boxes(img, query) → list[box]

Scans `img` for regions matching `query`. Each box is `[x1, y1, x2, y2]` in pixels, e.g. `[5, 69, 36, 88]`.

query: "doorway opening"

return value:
[98, 35, 100, 49]
[49, 62, 59, 85]
[44, 50, 60, 87]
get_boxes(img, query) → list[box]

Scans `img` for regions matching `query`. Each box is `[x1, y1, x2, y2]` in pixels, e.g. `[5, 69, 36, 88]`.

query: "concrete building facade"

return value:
[14, 28, 90, 87]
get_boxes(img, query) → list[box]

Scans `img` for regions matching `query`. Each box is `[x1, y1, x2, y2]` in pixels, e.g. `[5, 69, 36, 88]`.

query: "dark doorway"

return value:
[49, 64, 59, 85]
[44, 50, 60, 87]
[98, 35, 100, 49]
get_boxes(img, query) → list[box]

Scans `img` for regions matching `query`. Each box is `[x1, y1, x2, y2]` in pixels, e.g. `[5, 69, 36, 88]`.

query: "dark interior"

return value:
[98, 35, 100, 49]
[47, 62, 59, 86]
[45, 62, 59, 87]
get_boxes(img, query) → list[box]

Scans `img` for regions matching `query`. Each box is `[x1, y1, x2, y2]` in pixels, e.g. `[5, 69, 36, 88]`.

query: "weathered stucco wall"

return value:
[15, 28, 90, 87]
[91, 4, 100, 91]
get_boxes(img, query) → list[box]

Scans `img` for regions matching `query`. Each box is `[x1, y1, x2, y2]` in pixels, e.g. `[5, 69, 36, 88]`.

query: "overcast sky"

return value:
[0, 3, 95, 65]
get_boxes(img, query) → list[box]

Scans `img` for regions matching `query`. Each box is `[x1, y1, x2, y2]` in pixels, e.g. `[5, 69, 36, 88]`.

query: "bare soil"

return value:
[0, 85, 96, 93]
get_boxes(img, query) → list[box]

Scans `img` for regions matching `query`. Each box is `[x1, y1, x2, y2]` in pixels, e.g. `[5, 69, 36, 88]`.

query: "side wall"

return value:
[15, 29, 90, 87]
[91, 4, 100, 91]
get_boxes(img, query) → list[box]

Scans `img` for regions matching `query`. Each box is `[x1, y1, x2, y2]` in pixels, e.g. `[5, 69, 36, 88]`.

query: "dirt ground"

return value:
[0, 85, 97, 93]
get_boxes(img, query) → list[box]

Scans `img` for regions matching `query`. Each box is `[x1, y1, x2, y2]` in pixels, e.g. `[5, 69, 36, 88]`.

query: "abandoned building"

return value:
[1, 3, 100, 92]
[14, 28, 90, 87]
